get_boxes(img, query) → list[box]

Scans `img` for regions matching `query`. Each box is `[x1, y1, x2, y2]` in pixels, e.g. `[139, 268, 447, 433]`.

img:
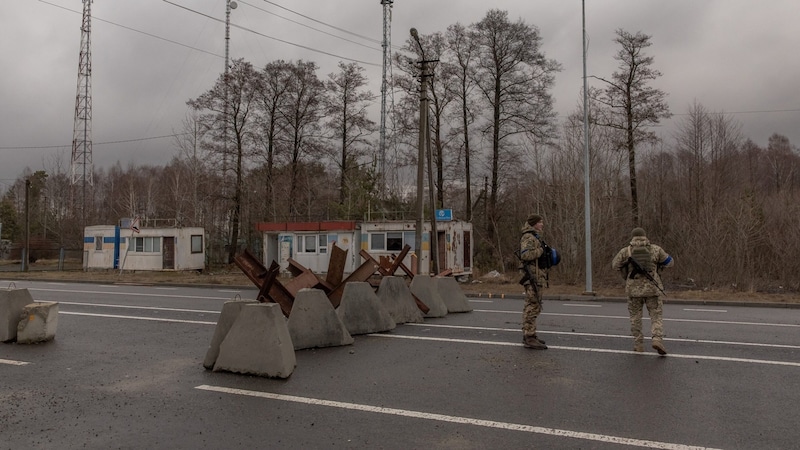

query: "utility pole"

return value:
[410, 28, 430, 275]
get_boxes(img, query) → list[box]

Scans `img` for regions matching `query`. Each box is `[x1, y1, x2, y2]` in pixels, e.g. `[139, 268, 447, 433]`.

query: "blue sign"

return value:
[435, 209, 453, 221]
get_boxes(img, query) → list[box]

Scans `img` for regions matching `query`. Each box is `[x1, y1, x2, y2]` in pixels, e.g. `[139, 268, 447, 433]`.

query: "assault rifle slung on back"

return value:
[625, 256, 666, 296]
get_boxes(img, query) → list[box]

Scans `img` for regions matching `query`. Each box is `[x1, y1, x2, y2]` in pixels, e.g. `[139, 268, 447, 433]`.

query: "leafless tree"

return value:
[591, 29, 671, 227]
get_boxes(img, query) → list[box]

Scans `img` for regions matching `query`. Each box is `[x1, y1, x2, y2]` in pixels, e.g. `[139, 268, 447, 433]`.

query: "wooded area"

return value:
[1, 9, 798, 294]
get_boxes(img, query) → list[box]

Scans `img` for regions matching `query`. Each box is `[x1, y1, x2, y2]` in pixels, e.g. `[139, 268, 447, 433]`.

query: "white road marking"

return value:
[406, 323, 800, 350]
[0, 358, 29, 366]
[28, 287, 232, 301]
[60, 311, 216, 325]
[46, 282, 67, 285]
[217, 289, 241, 293]
[97, 285, 120, 288]
[59, 301, 219, 314]
[195, 384, 720, 450]
[476, 309, 800, 328]
[562, 303, 602, 308]
[683, 308, 727, 313]
[372, 334, 800, 367]
[154, 287, 178, 291]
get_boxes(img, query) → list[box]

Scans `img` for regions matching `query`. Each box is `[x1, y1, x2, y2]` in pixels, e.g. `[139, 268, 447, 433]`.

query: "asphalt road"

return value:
[1, 279, 799, 449]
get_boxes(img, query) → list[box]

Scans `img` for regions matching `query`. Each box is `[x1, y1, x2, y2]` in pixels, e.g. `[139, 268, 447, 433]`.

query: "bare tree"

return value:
[470, 9, 560, 256]
[280, 60, 325, 221]
[592, 29, 671, 227]
[323, 61, 377, 206]
[444, 22, 480, 220]
[188, 58, 259, 262]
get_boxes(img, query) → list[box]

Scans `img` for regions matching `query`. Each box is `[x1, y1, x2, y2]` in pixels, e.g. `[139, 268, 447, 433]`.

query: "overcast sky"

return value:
[2, 0, 799, 187]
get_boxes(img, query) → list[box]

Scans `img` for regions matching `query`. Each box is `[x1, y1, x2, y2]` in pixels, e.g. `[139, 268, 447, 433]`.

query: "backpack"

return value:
[629, 244, 654, 273]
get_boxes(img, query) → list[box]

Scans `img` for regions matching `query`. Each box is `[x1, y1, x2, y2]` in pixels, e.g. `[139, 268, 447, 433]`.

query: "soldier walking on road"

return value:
[612, 227, 674, 355]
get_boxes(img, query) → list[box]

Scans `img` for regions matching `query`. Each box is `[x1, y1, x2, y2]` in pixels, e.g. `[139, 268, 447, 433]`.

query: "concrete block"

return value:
[16, 302, 59, 344]
[376, 276, 424, 324]
[214, 303, 296, 379]
[337, 282, 395, 335]
[435, 276, 473, 313]
[203, 299, 258, 370]
[0, 289, 35, 342]
[288, 288, 354, 350]
[410, 275, 448, 318]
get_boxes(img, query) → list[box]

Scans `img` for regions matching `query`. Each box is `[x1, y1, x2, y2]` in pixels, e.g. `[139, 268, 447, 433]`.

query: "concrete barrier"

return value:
[337, 282, 395, 335]
[376, 276, 424, 324]
[288, 288, 354, 350]
[1, 288, 34, 342]
[435, 277, 473, 313]
[213, 302, 296, 378]
[409, 275, 448, 318]
[16, 302, 59, 344]
[204, 299, 258, 370]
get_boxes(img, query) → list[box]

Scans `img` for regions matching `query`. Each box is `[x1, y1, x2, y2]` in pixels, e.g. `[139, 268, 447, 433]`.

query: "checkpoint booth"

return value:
[83, 222, 206, 271]
[256, 217, 472, 278]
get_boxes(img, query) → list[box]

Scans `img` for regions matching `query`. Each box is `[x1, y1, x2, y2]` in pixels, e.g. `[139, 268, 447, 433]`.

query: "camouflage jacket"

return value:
[611, 236, 674, 297]
[518, 222, 548, 286]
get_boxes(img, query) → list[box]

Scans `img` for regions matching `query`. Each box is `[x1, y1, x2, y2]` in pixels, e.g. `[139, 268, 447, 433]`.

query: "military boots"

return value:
[523, 335, 547, 350]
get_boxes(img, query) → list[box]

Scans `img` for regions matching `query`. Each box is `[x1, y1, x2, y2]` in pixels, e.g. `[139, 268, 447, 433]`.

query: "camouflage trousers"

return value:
[522, 283, 543, 338]
[628, 296, 664, 343]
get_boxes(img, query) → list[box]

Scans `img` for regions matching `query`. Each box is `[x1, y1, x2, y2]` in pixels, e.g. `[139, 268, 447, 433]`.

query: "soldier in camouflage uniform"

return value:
[611, 227, 674, 355]
[519, 214, 549, 350]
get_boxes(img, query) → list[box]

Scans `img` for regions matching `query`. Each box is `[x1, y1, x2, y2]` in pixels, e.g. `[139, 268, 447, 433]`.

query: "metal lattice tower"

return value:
[379, 0, 393, 188]
[71, 0, 94, 188]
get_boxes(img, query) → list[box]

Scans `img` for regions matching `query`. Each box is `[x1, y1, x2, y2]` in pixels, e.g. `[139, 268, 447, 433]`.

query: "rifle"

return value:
[514, 250, 540, 296]
[626, 256, 666, 296]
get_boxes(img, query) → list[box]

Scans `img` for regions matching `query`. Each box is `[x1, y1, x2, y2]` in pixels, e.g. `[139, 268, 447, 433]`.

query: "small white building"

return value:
[257, 218, 473, 277]
[83, 225, 206, 271]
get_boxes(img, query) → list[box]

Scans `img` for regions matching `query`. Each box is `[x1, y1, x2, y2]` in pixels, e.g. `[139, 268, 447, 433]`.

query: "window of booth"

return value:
[95, 235, 103, 251]
[298, 234, 328, 254]
[132, 236, 161, 253]
[191, 235, 203, 253]
[370, 231, 415, 252]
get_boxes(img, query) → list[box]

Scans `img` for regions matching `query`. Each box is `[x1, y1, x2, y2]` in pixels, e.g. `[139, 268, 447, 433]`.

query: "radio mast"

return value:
[71, 0, 94, 224]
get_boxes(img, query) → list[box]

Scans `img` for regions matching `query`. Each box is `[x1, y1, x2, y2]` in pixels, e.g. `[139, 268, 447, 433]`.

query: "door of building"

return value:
[163, 237, 175, 269]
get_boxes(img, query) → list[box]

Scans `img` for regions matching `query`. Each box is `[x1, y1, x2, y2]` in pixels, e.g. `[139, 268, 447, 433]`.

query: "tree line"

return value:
[1, 9, 798, 293]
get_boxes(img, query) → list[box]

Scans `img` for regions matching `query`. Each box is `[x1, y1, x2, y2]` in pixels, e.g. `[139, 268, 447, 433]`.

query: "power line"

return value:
[39, 0, 224, 58]
[259, 0, 382, 45]
[238, 0, 380, 53]
[162, 0, 381, 67]
[0, 134, 185, 151]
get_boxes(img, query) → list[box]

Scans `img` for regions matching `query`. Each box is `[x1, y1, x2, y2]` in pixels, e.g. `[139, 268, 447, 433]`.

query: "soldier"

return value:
[518, 214, 550, 350]
[611, 227, 674, 355]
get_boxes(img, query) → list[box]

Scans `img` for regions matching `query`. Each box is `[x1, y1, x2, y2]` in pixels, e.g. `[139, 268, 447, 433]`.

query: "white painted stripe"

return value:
[405, 323, 800, 350]
[475, 309, 800, 328]
[372, 334, 800, 368]
[195, 384, 720, 450]
[468, 299, 493, 303]
[97, 285, 120, 288]
[60, 311, 216, 325]
[217, 289, 241, 293]
[0, 358, 30, 366]
[28, 287, 232, 301]
[562, 303, 602, 308]
[60, 301, 219, 314]
[683, 308, 727, 313]
[46, 282, 67, 285]
[154, 287, 178, 291]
